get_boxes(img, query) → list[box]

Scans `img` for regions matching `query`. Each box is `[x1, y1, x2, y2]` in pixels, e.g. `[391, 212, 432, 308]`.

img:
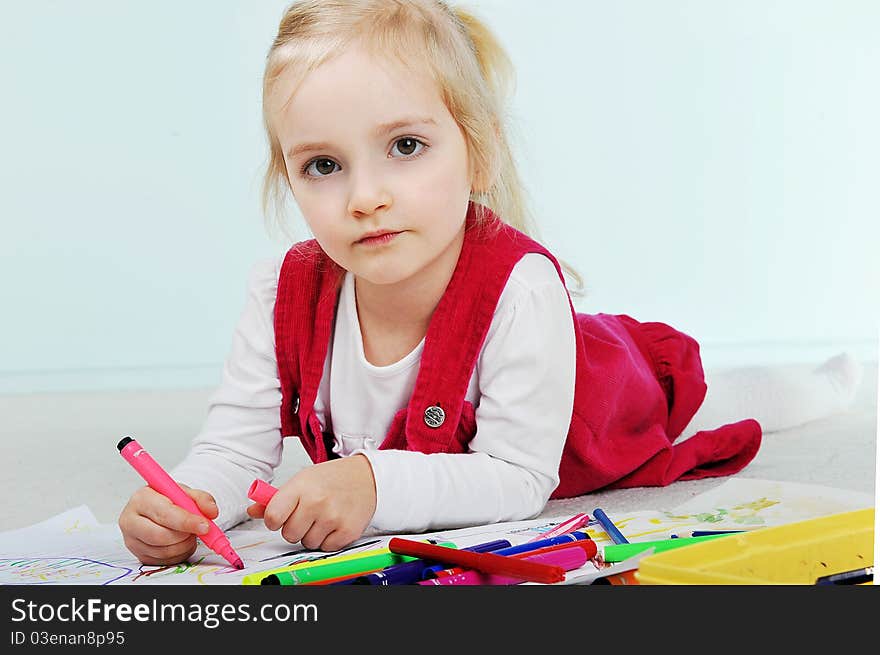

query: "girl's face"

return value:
[269, 44, 475, 290]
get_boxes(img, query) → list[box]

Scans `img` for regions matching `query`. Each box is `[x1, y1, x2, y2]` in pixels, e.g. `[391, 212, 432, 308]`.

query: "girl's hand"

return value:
[118, 484, 218, 566]
[246, 454, 377, 551]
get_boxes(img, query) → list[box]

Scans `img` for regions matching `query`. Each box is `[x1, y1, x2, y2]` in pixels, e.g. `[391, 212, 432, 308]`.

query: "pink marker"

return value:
[526, 513, 591, 543]
[117, 436, 244, 570]
[248, 479, 278, 506]
[416, 545, 587, 586]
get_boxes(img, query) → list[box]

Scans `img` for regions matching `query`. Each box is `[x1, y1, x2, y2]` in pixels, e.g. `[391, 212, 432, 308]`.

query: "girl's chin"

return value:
[350, 255, 427, 287]
[352, 268, 413, 287]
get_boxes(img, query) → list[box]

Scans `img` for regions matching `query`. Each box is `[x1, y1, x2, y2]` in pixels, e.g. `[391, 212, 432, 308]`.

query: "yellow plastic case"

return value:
[635, 507, 875, 585]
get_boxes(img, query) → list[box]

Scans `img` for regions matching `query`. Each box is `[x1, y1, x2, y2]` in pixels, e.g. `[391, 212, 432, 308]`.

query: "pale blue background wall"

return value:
[2, 0, 878, 393]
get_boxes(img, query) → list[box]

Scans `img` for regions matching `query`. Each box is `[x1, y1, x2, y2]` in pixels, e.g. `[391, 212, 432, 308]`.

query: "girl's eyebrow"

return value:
[373, 116, 437, 136]
[287, 117, 437, 159]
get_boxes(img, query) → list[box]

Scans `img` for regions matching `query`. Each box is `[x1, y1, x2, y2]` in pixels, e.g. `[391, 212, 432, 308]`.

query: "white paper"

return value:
[1, 478, 872, 585]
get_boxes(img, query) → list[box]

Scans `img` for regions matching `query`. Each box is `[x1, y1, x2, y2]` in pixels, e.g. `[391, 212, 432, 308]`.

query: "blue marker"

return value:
[346, 559, 426, 586]
[815, 566, 873, 585]
[420, 531, 591, 579]
[593, 507, 628, 544]
[670, 529, 746, 538]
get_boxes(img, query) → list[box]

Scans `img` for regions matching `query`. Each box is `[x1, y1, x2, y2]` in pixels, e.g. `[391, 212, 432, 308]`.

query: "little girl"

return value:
[118, 0, 861, 566]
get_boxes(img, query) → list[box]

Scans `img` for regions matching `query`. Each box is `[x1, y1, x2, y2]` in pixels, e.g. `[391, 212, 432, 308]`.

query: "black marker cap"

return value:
[117, 436, 135, 451]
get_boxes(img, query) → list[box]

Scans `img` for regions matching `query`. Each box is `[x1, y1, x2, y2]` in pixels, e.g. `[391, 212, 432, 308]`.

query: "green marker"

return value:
[261, 541, 456, 585]
[601, 533, 735, 563]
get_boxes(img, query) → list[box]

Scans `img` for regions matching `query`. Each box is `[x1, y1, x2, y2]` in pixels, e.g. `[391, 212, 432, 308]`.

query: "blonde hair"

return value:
[260, 0, 583, 295]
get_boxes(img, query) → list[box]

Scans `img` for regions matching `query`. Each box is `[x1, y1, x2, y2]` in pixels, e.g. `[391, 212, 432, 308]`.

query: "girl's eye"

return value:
[391, 137, 425, 158]
[303, 158, 339, 177]
[301, 138, 426, 178]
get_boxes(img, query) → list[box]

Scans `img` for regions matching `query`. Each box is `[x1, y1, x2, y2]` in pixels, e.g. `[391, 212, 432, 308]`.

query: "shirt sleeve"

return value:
[359, 254, 576, 533]
[170, 257, 285, 531]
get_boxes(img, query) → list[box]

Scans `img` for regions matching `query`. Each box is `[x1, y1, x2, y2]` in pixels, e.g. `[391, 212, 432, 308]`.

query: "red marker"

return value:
[117, 436, 244, 570]
[388, 538, 565, 584]
[433, 537, 599, 578]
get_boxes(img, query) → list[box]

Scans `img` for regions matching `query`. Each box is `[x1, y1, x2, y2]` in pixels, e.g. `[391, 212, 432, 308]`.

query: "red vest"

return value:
[274, 203, 761, 499]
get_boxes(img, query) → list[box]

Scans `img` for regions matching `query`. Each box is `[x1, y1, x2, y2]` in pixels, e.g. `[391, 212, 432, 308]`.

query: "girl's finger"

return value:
[184, 487, 219, 519]
[128, 513, 194, 548]
[263, 488, 299, 532]
[279, 504, 316, 546]
[299, 515, 336, 551]
[318, 528, 353, 553]
[140, 495, 210, 536]
[246, 503, 266, 519]
[125, 534, 197, 565]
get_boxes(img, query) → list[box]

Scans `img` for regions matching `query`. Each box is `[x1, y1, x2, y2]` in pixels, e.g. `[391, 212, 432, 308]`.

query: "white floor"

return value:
[1, 360, 876, 532]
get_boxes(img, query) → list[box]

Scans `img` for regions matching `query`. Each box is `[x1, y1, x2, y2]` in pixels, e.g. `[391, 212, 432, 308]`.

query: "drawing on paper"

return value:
[1, 479, 871, 585]
[0, 557, 132, 585]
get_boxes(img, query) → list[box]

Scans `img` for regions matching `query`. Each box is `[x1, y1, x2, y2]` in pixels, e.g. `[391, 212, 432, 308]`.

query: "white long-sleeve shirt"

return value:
[171, 252, 576, 534]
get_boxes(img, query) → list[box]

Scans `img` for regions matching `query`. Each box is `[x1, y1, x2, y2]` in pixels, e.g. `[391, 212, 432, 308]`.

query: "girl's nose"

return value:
[346, 170, 392, 217]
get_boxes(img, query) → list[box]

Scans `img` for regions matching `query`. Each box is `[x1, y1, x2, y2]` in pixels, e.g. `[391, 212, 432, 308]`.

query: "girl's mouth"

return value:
[356, 231, 402, 246]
